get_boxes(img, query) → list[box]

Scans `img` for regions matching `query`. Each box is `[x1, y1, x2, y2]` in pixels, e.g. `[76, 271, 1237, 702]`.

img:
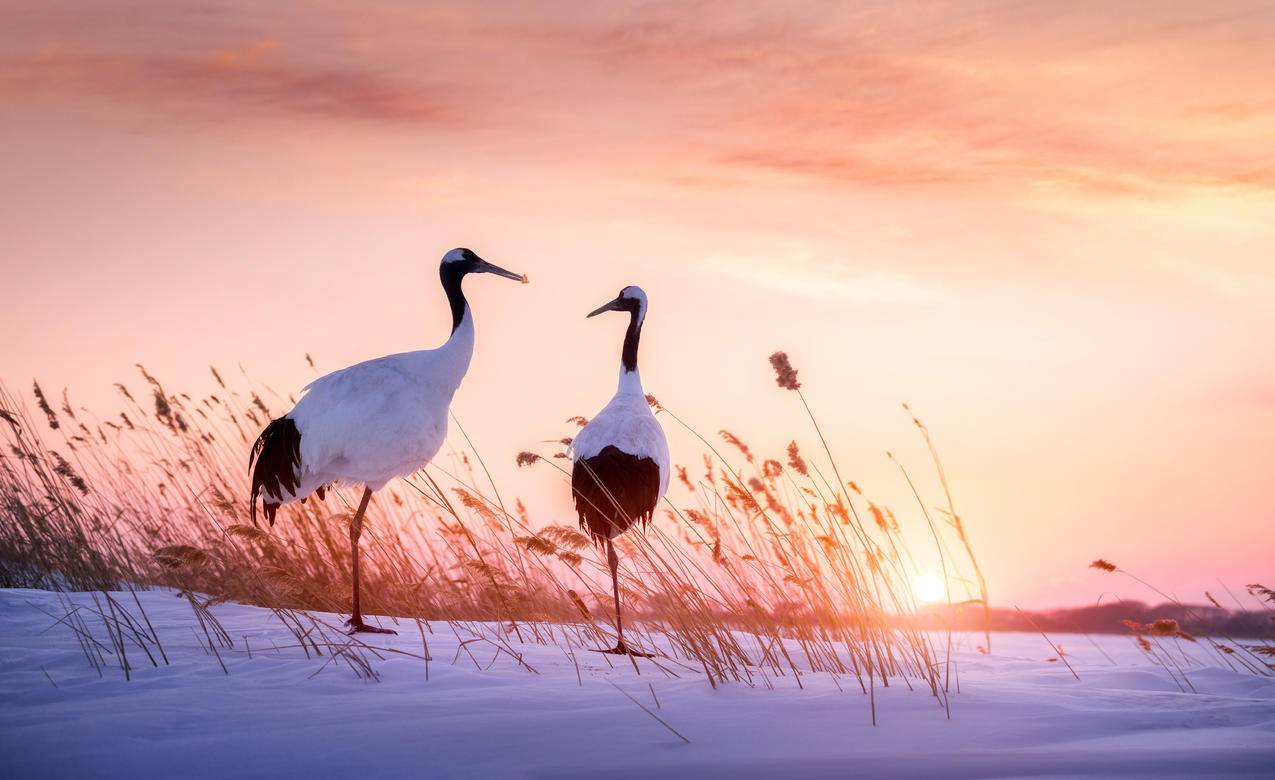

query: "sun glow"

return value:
[913, 573, 946, 604]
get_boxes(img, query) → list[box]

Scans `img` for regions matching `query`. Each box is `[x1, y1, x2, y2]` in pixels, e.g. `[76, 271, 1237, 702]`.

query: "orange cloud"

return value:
[2, 1, 1272, 200]
[207, 39, 280, 70]
[575, 3, 1275, 197]
[0, 46, 456, 125]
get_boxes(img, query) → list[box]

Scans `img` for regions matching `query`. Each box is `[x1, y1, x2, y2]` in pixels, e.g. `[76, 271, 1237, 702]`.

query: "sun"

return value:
[913, 573, 946, 604]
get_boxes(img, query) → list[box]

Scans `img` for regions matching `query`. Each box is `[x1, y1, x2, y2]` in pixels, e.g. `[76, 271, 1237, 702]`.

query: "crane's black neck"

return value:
[620, 302, 643, 374]
[440, 261, 473, 333]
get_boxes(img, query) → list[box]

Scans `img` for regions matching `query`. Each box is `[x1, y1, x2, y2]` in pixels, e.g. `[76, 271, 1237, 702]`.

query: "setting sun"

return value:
[913, 574, 946, 604]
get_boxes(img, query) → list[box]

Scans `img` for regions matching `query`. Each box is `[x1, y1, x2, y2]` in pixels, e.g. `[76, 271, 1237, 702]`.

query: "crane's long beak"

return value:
[587, 297, 623, 318]
[477, 260, 528, 283]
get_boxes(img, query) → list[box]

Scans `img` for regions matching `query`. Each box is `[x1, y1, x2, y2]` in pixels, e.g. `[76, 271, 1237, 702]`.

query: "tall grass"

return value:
[1090, 559, 1275, 681]
[0, 354, 991, 719]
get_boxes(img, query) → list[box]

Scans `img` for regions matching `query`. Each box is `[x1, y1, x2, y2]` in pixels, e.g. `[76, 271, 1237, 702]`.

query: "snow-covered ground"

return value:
[1, 588, 1272, 779]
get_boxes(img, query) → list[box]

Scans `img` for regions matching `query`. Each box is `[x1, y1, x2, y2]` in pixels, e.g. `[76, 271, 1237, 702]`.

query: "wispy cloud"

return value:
[1161, 258, 1275, 302]
[696, 246, 942, 304]
[0, 44, 456, 126]
[2, 1, 1273, 200]
[576, 2, 1275, 197]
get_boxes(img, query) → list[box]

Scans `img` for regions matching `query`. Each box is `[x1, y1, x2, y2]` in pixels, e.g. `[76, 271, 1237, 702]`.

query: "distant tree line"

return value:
[917, 600, 1275, 639]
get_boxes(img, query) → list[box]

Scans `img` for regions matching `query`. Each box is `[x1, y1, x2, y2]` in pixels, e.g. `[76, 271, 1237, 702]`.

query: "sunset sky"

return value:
[3, 1, 1272, 608]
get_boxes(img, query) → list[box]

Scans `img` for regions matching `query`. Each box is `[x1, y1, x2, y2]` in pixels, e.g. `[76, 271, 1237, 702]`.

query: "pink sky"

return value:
[2, 1, 1273, 607]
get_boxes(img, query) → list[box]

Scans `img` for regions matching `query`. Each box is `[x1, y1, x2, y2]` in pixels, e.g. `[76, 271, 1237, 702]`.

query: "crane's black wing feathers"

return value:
[572, 445, 661, 543]
[249, 416, 302, 526]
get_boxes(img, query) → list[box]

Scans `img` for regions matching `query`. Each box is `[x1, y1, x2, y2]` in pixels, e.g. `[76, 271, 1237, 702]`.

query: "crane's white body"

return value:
[571, 369, 670, 497]
[269, 312, 473, 502]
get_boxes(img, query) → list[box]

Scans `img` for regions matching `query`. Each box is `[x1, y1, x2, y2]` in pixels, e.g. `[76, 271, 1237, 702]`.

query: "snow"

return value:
[1, 588, 1272, 779]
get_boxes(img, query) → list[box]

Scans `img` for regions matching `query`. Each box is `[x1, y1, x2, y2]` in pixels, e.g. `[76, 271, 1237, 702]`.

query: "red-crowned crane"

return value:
[571, 286, 669, 655]
[249, 248, 525, 634]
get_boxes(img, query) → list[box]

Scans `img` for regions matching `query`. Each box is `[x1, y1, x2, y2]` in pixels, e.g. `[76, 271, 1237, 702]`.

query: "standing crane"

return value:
[250, 248, 525, 633]
[571, 286, 669, 655]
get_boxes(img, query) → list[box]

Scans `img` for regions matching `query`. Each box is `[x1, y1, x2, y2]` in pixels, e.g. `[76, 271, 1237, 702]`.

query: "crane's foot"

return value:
[345, 617, 397, 635]
[592, 640, 654, 658]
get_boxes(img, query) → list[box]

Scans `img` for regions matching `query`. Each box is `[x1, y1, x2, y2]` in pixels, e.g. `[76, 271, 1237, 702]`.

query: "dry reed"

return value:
[1, 353, 995, 719]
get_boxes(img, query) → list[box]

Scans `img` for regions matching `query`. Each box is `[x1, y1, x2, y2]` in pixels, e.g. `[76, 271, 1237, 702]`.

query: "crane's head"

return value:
[441, 247, 527, 283]
[587, 285, 647, 321]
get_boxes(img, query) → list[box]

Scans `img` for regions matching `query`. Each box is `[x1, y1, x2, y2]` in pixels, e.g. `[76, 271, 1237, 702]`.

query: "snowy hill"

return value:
[1, 588, 1272, 778]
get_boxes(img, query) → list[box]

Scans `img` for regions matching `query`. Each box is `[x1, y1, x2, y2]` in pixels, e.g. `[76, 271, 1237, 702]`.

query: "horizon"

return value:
[4, 1, 1273, 610]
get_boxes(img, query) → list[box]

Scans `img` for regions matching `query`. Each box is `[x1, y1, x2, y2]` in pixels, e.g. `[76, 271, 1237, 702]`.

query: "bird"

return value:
[249, 247, 525, 634]
[570, 286, 669, 656]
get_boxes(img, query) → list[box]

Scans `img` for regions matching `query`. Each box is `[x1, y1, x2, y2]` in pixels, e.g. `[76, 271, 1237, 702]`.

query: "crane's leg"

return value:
[345, 488, 396, 635]
[600, 537, 652, 657]
[606, 537, 625, 652]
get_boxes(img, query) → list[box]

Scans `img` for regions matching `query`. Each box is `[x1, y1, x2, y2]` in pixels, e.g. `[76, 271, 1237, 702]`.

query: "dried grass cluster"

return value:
[0, 355, 998, 720]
